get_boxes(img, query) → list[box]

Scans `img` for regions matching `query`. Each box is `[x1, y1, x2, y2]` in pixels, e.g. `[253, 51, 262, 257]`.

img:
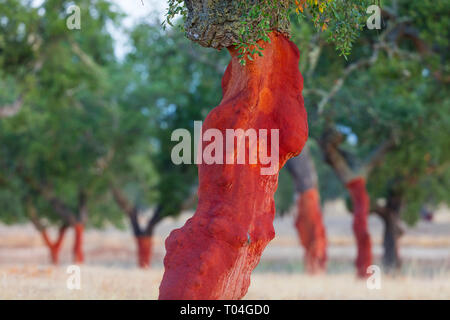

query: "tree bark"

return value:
[346, 177, 372, 278]
[159, 32, 308, 299]
[381, 189, 403, 272]
[183, 0, 290, 49]
[320, 129, 373, 278]
[136, 236, 152, 269]
[286, 146, 327, 274]
[111, 186, 162, 269]
[40, 226, 68, 265]
[295, 189, 327, 274]
[382, 214, 401, 271]
[73, 223, 84, 264]
[72, 191, 88, 264]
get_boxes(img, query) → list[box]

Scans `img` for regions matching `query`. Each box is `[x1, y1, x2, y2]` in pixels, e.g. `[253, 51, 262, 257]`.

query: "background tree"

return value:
[290, 0, 449, 273]
[0, 0, 123, 264]
[285, 144, 327, 274]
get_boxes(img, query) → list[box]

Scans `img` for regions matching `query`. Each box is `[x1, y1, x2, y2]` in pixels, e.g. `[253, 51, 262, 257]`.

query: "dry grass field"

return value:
[1, 200, 449, 300]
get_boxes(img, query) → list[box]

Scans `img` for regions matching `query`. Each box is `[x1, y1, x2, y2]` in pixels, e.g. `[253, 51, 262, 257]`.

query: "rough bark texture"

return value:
[381, 190, 403, 272]
[286, 146, 327, 273]
[41, 226, 67, 265]
[346, 177, 372, 278]
[159, 32, 308, 300]
[73, 223, 84, 264]
[184, 0, 290, 49]
[286, 145, 318, 193]
[136, 236, 152, 269]
[382, 214, 401, 271]
[295, 188, 327, 274]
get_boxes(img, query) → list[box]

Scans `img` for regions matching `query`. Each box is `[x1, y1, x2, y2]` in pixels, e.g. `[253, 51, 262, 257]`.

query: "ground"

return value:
[1, 200, 449, 299]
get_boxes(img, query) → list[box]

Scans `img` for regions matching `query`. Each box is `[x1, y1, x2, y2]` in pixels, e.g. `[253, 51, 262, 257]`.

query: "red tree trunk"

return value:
[41, 227, 67, 265]
[295, 188, 327, 274]
[159, 32, 308, 299]
[136, 236, 152, 269]
[346, 177, 372, 277]
[73, 223, 84, 264]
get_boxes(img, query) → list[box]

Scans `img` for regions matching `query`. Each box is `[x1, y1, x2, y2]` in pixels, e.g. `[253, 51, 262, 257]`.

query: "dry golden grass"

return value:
[1, 203, 449, 300]
[1, 265, 449, 300]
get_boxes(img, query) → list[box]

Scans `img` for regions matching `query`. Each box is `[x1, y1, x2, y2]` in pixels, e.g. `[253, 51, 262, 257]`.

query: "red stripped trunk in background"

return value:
[136, 236, 152, 269]
[73, 223, 84, 264]
[295, 188, 327, 274]
[159, 32, 308, 300]
[346, 177, 372, 277]
[41, 226, 67, 265]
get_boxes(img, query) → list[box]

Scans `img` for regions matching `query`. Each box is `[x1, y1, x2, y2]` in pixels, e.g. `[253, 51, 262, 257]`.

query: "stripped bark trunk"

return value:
[286, 145, 327, 274]
[72, 190, 88, 264]
[73, 223, 84, 264]
[382, 212, 401, 271]
[159, 32, 308, 299]
[111, 186, 162, 269]
[346, 177, 372, 277]
[320, 129, 373, 278]
[296, 189, 327, 274]
[40, 227, 68, 265]
[136, 236, 152, 269]
[27, 201, 68, 265]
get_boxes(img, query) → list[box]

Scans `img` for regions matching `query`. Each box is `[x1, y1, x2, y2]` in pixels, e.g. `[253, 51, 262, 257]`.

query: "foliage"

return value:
[0, 0, 124, 228]
[165, 0, 371, 65]
[291, 0, 450, 225]
[108, 20, 228, 218]
[1, 0, 448, 233]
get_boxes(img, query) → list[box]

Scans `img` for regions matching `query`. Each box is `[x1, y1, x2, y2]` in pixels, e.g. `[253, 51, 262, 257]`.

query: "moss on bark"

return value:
[184, 0, 291, 49]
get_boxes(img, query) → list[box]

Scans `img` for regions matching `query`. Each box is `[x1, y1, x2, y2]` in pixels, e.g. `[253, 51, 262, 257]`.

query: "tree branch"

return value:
[360, 138, 396, 176]
[144, 205, 163, 236]
[317, 47, 380, 114]
[21, 175, 76, 225]
[27, 200, 46, 232]
[110, 185, 141, 235]
[319, 129, 358, 184]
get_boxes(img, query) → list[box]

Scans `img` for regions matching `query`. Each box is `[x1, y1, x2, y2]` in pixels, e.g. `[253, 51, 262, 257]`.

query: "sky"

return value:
[111, 0, 169, 58]
[113, 0, 167, 22]
[30, 0, 173, 59]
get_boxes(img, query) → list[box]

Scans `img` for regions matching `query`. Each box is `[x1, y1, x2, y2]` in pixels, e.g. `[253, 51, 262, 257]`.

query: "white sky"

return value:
[114, 0, 167, 21]
[112, 0, 170, 58]
[31, 0, 171, 59]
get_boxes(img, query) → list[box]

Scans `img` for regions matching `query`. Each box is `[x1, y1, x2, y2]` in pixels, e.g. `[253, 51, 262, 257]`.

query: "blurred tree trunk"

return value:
[73, 191, 88, 264]
[27, 201, 68, 265]
[41, 227, 68, 265]
[382, 213, 401, 271]
[111, 187, 163, 269]
[135, 236, 152, 268]
[320, 128, 373, 277]
[286, 145, 327, 274]
[375, 187, 404, 273]
[346, 177, 372, 277]
[73, 223, 84, 264]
